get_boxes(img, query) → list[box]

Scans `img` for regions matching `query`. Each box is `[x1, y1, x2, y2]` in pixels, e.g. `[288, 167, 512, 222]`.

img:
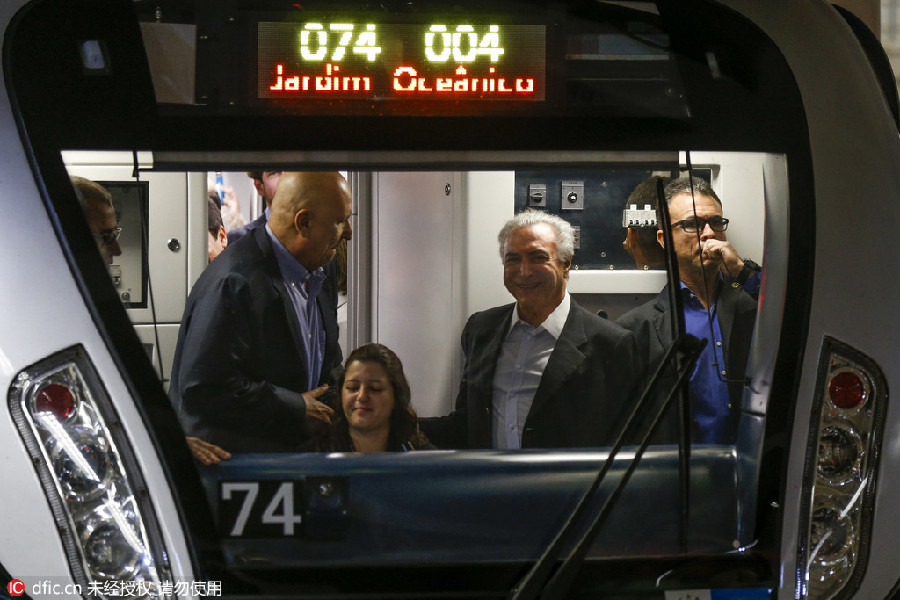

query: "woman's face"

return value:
[341, 360, 396, 434]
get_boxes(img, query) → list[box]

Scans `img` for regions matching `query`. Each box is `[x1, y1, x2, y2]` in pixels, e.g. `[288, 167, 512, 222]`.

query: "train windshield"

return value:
[7, 0, 812, 597]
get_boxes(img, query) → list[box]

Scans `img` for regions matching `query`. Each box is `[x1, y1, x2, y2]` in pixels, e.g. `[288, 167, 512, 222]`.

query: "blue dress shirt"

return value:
[266, 224, 326, 387]
[681, 280, 732, 444]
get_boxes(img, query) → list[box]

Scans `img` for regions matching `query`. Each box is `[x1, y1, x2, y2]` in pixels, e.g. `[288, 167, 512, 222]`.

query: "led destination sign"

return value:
[257, 22, 546, 103]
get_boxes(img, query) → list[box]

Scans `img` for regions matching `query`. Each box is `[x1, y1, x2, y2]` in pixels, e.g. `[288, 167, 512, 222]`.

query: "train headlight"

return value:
[815, 420, 863, 487]
[46, 424, 113, 502]
[798, 338, 887, 600]
[808, 500, 856, 572]
[8, 347, 171, 597]
[80, 503, 144, 580]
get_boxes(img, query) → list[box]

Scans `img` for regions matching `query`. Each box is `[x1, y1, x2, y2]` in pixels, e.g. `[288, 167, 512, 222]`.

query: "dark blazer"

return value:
[616, 282, 757, 443]
[169, 226, 342, 452]
[420, 299, 644, 449]
[226, 214, 341, 315]
[226, 213, 267, 246]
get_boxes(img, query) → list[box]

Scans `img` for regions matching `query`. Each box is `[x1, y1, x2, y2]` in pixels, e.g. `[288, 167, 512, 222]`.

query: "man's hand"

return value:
[701, 238, 744, 278]
[219, 186, 246, 230]
[222, 186, 240, 212]
[186, 436, 231, 465]
[302, 385, 336, 433]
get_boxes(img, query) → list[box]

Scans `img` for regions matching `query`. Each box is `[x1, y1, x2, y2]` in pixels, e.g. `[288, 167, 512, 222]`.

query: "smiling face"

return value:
[341, 360, 396, 435]
[502, 222, 570, 326]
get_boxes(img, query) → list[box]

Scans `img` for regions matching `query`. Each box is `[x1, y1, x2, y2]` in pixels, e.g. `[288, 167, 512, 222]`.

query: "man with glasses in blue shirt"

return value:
[617, 176, 760, 445]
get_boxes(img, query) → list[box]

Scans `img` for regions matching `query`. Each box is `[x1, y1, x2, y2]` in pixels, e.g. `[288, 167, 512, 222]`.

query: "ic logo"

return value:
[7, 579, 25, 597]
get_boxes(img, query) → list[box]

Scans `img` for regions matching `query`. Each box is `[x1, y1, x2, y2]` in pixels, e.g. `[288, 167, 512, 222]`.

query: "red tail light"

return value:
[827, 370, 867, 410]
[33, 382, 77, 420]
[8, 347, 172, 596]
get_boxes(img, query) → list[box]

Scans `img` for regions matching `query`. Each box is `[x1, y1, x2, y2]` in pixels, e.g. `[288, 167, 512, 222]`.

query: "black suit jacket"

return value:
[226, 213, 266, 246]
[227, 214, 341, 326]
[616, 282, 757, 443]
[169, 226, 342, 452]
[421, 299, 644, 449]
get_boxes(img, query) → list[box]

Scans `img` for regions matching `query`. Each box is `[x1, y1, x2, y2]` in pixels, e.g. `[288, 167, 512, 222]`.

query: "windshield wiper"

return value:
[507, 334, 704, 600]
[508, 167, 700, 600]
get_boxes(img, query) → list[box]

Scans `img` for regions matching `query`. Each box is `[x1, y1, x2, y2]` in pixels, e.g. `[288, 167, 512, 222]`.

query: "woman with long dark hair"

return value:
[328, 343, 432, 452]
[187, 343, 431, 463]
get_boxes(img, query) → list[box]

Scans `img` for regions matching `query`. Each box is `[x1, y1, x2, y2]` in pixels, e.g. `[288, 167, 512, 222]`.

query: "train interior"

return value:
[60, 154, 769, 421]
[55, 152, 786, 594]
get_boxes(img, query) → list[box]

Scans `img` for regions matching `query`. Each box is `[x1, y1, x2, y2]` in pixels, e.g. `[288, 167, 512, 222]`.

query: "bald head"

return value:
[269, 172, 353, 271]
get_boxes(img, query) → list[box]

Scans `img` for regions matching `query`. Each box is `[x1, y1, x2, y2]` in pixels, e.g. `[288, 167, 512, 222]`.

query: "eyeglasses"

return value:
[97, 227, 122, 244]
[672, 216, 729, 233]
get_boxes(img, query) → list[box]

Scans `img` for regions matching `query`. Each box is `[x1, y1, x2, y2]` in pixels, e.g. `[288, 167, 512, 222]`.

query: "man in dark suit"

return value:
[170, 172, 353, 453]
[421, 210, 643, 449]
[225, 169, 342, 335]
[617, 177, 760, 444]
[226, 170, 282, 245]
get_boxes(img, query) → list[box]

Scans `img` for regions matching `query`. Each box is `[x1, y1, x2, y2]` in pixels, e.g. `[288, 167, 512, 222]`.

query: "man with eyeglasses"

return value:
[71, 176, 123, 265]
[617, 176, 760, 445]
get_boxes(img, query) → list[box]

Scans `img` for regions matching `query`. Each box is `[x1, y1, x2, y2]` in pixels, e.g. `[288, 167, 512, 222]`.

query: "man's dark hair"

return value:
[626, 175, 668, 248]
[207, 192, 224, 235]
[657, 176, 721, 227]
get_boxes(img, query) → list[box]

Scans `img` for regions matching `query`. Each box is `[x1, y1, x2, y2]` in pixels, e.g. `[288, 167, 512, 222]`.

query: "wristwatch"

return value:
[736, 258, 761, 285]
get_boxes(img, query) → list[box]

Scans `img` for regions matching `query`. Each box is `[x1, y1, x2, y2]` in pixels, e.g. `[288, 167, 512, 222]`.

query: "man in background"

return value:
[617, 177, 760, 444]
[207, 191, 229, 263]
[227, 170, 282, 244]
[71, 176, 123, 265]
[622, 175, 667, 270]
